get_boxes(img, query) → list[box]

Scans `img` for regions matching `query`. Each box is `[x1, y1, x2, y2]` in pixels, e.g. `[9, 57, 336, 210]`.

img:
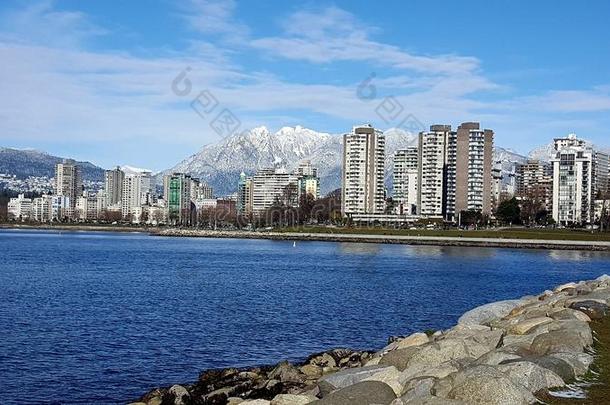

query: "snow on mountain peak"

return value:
[121, 165, 152, 175]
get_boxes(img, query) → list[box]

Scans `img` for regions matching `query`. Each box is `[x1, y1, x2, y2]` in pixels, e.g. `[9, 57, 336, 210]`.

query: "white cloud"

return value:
[250, 6, 480, 76]
[528, 89, 610, 112]
[0, 0, 106, 47]
[181, 0, 249, 41]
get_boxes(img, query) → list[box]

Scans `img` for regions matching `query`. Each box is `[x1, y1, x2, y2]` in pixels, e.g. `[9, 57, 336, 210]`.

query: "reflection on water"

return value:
[400, 245, 497, 259]
[338, 242, 382, 255]
[548, 250, 609, 261]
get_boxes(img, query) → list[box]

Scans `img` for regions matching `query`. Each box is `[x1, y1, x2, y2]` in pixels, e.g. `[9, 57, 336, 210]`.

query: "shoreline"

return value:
[156, 229, 610, 252]
[135, 276, 610, 405]
[3, 224, 610, 251]
[0, 223, 151, 233]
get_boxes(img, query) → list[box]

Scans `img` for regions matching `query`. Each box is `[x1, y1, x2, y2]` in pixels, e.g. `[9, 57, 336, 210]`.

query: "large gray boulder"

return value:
[403, 338, 488, 374]
[381, 333, 430, 354]
[397, 377, 436, 403]
[317, 365, 394, 396]
[498, 360, 564, 393]
[458, 300, 524, 326]
[502, 356, 576, 382]
[401, 360, 461, 383]
[530, 329, 591, 356]
[475, 349, 521, 366]
[506, 317, 553, 335]
[444, 325, 504, 351]
[310, 381, 396, 405]
[379, 347, 421, 371]
[361, 366, 405, 396]
[447, 365, 536, 404]
[549, 352, 594, 378]
[549, 308, 591, 322]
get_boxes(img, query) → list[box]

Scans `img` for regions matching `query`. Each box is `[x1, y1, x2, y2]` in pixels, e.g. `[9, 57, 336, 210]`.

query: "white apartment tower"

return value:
[341, 124, 385, 216]
[417, 125, 451, 217]
[250, 167, 300, 214]
[55, 159, 82, 208]
[551, 134, 594, 225]
[122, 171, 152, 219]
[393, 147, 418, 215]
[7, 194, 32, 220]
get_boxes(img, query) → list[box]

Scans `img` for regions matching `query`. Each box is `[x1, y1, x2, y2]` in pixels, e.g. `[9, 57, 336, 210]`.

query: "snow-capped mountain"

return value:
[527, 137, 606, 162]
[121, 165, 153, 175]
[161, 126, 418, 196]
[494, 147, 528, 172]
[527, 143, 556, 162]
[0, 147, 104, 181]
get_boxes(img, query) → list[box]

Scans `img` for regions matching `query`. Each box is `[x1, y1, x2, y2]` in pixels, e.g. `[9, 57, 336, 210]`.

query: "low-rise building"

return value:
[7, 194, 32, 221]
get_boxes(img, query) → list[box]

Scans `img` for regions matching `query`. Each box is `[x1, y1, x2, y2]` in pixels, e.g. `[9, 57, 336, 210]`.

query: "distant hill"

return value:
[0, 148, 105, 181]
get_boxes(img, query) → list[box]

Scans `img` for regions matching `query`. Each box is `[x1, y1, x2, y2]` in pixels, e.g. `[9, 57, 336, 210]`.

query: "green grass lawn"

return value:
[276, 226, 610, 242]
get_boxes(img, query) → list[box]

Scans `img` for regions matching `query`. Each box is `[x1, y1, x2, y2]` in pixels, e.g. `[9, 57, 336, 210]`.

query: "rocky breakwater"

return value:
[133, 275, 610, 405]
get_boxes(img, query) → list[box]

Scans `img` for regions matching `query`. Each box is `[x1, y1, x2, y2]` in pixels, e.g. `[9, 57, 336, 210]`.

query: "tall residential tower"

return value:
[393, 147, 418, 215]
[341, 124, 385, 216]
[55, 159, 82, 208]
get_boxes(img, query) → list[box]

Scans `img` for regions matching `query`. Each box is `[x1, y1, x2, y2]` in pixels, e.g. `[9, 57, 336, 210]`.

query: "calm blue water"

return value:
[1, 229, 610, 404]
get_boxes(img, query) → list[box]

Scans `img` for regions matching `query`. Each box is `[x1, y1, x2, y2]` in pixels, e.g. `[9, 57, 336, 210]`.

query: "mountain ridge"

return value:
[0, 147, 105, 181]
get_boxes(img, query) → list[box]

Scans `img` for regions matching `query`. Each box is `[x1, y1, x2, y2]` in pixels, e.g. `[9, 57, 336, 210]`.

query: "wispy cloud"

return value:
[250, 6, 480, 76]
[181, 0, 248, 41]
[0, 0, 105, 47]
[526, 89, 610, 113]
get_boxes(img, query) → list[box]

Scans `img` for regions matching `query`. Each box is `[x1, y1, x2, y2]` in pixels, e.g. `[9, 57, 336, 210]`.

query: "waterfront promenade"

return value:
[157, 229, 610, 251]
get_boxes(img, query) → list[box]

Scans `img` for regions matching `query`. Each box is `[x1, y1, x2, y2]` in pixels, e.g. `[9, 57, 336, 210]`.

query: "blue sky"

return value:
[1, 0, 609, 170]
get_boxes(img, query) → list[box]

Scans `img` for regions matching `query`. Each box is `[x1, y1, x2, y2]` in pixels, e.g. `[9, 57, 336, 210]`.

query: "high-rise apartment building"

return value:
[104, 166, 124, 207]
[55, 159, 82, 208]
[163, 173, 193, 224]
[341, 124, 385, 216]
[455, 122, 494, 216]
[516, 160, 553, 211]
[593, 151, 609, 197]
[393, 147, 418, 215]
[416, 123, 494, 220]
[31, 195, 53, 222]
[237, 172, 253, 215]
[551, 134, 594, 225]
[122, 171, 152, 219]
[250, 167, 300, 214]
[296, 160, 320, 200]
[491, 167, 503, 210]
[417, 125, 451, 218]
[189, 178, 213, 201]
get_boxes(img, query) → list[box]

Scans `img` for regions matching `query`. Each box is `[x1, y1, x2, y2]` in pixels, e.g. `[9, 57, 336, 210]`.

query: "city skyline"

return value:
[1, 1, 610, 170]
